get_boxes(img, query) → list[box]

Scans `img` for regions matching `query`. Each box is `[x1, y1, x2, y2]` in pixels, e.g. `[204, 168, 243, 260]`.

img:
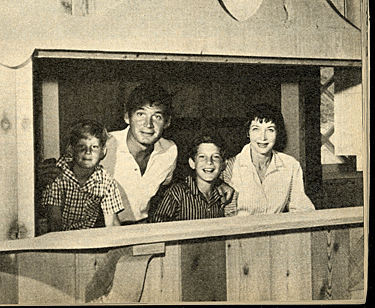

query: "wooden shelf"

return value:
[33, 49, 362, 67]
[0, 207, 363, 252]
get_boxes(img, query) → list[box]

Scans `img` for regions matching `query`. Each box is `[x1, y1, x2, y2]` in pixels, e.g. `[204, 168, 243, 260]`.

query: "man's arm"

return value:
[36, 158, 62, 191]
[217, 156, 236, 205]
[216, 181, 235, 206]
[150, 188, 178, 223]
[48, 205, 63, 232]
[104, 213, 121, 227]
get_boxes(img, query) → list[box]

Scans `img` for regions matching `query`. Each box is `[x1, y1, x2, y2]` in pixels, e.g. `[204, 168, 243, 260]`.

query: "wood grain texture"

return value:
[269, 232, 312, 301]
[34, 50, 362, 67]
[181, 238, 227, 302]
[140, 244, 182, 303]
[0, 207, 364, 252]
[226, 236, 271, 302]
[17, 252, 76, 304]
[0, 253, 18, 304]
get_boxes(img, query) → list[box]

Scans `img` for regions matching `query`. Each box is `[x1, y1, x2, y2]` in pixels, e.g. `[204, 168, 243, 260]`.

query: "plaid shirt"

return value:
[151, 175, 225, 222]
[42, 155, 124, 230]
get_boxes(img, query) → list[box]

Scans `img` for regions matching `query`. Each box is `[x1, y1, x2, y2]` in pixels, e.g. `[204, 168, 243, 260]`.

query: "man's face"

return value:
[125, 104, 170, 147]
[73, 135, 103, 170]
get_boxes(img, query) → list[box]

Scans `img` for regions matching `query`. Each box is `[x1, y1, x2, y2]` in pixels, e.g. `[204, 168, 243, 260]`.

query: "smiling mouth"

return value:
[202, 168, 215, 173]
[257, 143, 269, 148]
[141, 131, 154, 136]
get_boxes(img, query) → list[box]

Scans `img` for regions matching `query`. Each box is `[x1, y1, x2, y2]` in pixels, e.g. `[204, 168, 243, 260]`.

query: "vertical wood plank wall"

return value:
[16, 63, 35, 238]
[0, 66, 18, 241]
[0, 63, 34, 240]
[226, 232, 312, 302]
[4, 225, 363, 304]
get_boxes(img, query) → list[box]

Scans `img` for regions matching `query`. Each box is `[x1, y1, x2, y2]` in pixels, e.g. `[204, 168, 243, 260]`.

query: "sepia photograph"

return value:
[0, 0, 369, 305]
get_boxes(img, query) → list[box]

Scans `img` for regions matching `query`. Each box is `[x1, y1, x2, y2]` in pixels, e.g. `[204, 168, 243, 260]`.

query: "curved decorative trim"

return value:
[325, 0, 360, 30]
[218, 0, 263, 22]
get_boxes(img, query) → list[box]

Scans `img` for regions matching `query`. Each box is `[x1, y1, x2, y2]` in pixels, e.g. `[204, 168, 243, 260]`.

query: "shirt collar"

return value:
[238, 143, 286, 171]
[185, 175, 221, 205]
[57, 155, 102, 184]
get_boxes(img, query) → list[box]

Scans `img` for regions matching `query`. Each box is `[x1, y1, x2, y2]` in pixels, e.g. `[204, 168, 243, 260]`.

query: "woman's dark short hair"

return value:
[246, 104, 287, 152]
[124, 82, 173, 119]
[68, 119, 108, 148]
[188, 131, 227, 161]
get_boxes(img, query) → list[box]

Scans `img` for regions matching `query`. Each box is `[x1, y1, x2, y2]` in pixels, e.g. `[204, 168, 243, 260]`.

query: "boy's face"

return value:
[189, 143, 224, 184]
[72, 135, 103, 170]
[125, 104, 170, 147]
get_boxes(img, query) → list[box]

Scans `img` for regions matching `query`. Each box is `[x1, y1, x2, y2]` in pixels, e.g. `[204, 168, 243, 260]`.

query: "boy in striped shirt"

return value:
[42, 120, 124, 231]
[151, 132, 227, 222]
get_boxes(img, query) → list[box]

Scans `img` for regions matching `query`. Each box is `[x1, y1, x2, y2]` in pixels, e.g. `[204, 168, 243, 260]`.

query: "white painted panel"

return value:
[16, 62, 35, 238]
[42, 80, 60, 160]
[0, 66, 18, 241]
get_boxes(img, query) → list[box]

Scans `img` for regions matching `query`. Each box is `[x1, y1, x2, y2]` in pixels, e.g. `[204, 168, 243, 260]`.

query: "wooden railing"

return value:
[0, 207, 365, 304]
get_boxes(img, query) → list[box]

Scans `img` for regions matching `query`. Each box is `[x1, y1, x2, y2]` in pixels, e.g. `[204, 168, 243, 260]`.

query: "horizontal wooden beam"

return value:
[33, 49, 362, 67]
[0, 207, 364, 252]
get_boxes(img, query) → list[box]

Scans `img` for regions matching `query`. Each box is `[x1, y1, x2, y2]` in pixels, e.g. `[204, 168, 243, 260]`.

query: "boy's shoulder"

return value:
[95, 165, 116, 181]
[166, 176, 198, 197]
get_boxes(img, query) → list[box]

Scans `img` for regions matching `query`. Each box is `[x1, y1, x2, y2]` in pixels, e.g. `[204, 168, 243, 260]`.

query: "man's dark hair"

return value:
[68, 119, 108, 148]
[245, 103, 287, 152]
[188, 130, 227, 161]
[125, 82, 173, 119]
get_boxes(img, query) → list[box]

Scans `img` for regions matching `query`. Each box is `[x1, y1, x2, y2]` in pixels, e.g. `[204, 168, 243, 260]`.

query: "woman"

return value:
[223, 103, 315, 216]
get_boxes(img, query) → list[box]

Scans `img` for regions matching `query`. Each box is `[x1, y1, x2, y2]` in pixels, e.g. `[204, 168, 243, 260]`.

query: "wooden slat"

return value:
[269, 232, 312, 301]
[17, 252, 76, 304]
[0, 66, 18, 242]
[0, 253, 18, 304]
[0, 207, 363, 252]
[226, 236, 271, 302]
[311, 226, 364, 301]
[15, 62, 35, 238]
[281, 82, 305, 165]
[33, 50, 362, 67]
[75, 250, 108, 303]
[180, 238, 226, 302]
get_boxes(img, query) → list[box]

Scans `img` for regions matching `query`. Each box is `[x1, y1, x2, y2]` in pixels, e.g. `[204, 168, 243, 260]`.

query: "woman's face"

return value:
[248, 118, 277, 156]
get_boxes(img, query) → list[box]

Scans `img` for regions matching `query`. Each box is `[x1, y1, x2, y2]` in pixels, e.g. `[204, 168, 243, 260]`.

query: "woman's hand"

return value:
[217, 182, 235, 206]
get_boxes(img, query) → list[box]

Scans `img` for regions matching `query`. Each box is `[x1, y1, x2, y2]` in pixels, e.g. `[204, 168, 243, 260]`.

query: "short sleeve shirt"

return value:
[42, 155, 124, 230]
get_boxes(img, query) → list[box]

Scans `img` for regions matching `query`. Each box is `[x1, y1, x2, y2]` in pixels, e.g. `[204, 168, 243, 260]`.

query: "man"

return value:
[101, 82, 177, 223]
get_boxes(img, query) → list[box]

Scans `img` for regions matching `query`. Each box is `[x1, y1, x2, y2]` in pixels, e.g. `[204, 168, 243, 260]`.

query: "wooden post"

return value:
[41, 79, 60, 160]
[301, 68, 323, 209]
[281, 83, 305, 167]
[15, 62, 34, 238]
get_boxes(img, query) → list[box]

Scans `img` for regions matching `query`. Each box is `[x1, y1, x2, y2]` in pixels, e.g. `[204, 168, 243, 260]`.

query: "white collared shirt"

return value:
[223, 143, 315, 216]
[101, 126, 178, 221]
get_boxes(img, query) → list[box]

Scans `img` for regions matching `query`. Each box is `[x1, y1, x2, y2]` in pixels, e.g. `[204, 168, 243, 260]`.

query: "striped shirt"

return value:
[42, 155, 124, 230]
[222, 143, 315, 216]
[151, 175, 225, 222]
